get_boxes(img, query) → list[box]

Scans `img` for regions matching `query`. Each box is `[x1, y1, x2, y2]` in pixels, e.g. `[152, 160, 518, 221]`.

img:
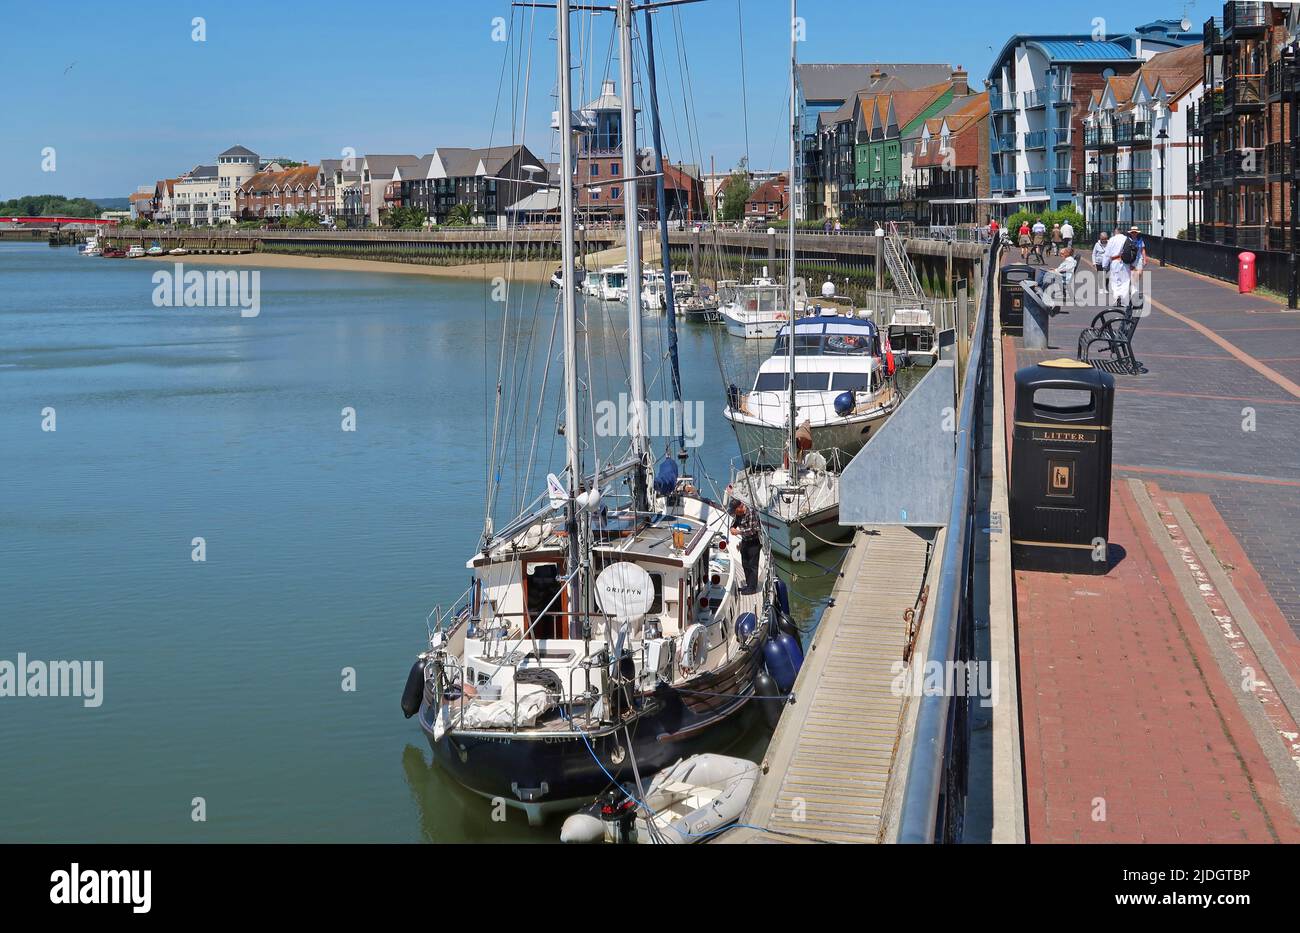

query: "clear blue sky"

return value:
[0, 0, 1200, 200]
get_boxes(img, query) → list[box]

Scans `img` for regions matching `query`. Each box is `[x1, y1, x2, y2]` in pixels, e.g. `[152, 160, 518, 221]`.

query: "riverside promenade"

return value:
[1005, 255, 1300, 842]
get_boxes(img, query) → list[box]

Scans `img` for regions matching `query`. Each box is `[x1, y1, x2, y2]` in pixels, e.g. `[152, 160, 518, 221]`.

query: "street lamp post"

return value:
[1157, 127, 1168, 266]
[1084, 154, 1098, 243]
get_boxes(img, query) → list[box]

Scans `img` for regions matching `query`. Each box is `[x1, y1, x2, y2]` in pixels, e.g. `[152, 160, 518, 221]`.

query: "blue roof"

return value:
[1029, 39, 1133, 61]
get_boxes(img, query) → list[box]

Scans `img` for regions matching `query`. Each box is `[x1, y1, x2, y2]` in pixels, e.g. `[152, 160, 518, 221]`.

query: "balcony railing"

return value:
[1118, 170, 1152, 190]
[1085, 173, 1117, 193]
[1084, 126, 1115, 147]
[1053, 169, 1074, 191]
[1051, 127, 1071, 146]
[1204, 16, 1224, 49]
[991, 172, 1016, 191]
[1115, 121, 1152, 145]
[1021, 88, 1045, 108]
[1267, 141, 1293, 176]
[1226, 75, 1264, 109]
[998, 132, 1017, 150]
[1023, 171, 1048, 190]
[1224, 1, 1267, 35]
[1023, 130, 1047, 149]
[991, 90, 1014, 112]
[1049, 83, 1073, 105]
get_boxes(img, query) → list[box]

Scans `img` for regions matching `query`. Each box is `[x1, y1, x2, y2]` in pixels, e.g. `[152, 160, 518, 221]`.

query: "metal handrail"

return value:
[897, 236, 999, 843]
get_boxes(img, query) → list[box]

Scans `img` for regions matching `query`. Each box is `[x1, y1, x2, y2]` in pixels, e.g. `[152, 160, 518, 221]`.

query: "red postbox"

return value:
[1238, 251, 1256, 294]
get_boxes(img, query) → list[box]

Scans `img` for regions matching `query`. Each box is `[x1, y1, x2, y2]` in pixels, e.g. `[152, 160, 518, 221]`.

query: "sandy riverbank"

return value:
[139, 244, 635, 283]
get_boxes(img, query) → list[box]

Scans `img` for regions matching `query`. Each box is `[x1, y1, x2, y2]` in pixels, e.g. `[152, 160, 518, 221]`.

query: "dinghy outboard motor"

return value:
[833, 391, 854, 417]
[400, 658, 425, 719]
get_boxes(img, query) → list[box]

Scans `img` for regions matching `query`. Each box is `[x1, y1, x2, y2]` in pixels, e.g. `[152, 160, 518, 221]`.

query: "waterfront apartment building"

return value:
[217, 145, 260, 223]
[1187, 1, 1298, 250]
[796, 62, 955, 221]
[1082, 44, 1203, 237]
[910, 92, 993, 226]
[172, 165, 220, 227]
[395, 145, 544, 226]
[986, 21, 1202, 217]
[234, 165, 326, 220]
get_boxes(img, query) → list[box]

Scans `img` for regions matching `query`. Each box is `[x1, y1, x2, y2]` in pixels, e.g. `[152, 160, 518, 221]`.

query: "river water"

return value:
[0, 244, 870, 841]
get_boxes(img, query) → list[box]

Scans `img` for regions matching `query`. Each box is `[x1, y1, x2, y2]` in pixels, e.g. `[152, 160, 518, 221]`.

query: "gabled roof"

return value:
[240, 165, 322, 194]
[362, 154, 419, 178]
[798, 63, 953, 103]
[181, 164, 218, 180]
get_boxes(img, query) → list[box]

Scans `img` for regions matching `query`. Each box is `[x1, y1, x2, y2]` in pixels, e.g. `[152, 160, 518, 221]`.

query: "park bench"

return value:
[1076, 304, 1145, 374]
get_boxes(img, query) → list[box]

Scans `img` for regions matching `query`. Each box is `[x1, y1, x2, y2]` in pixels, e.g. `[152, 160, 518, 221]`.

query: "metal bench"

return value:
[1076, 304, 1144, 374]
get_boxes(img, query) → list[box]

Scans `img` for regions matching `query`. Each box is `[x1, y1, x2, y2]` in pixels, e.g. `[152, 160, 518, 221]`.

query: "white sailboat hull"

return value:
[728, 409, 891, 469]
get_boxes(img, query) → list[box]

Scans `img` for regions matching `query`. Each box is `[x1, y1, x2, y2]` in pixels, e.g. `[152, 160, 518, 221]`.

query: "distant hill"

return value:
[0, 194, 105, 218]
[91, 197, 130, 210]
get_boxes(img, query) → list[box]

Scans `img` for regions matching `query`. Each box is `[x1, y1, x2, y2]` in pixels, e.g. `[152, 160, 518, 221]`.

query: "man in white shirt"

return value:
[1060, 220, 1074, 249]
[1102, 227, 1131, 307]
[1091, 231, 1109, 302]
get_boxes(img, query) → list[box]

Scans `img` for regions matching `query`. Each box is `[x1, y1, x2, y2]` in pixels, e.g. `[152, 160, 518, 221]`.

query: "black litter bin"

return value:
[1011, 358, 1115, 574]
[1000, 264, 1035, 329]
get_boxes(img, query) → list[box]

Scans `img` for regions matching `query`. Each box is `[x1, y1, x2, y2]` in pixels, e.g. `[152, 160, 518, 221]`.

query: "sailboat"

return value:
[404, 0, 775, 826]
[724, 1, 898, 556]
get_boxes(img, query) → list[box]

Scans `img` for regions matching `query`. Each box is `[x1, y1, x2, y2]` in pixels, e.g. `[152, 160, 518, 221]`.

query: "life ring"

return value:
[775, 312, 787, 320]
[678, 624, 709, 674]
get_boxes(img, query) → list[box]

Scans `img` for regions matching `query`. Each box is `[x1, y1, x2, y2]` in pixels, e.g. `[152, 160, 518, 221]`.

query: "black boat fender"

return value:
[401, 658, 425, 719]
[754, 668, 783, 728]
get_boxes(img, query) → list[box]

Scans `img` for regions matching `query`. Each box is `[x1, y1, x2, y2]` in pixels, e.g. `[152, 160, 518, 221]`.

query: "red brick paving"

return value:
[1015, 479, 1300, 843]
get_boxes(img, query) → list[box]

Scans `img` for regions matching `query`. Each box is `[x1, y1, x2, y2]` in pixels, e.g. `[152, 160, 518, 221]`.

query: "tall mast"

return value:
[618, 0, 649, 511]
[786, 0, 799, 469]
[643, 6, 684, 454]
[558, 0, 583, 636]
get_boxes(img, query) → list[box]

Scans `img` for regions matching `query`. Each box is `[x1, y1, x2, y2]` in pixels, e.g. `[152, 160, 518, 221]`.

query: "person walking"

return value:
[1018, 219, 1031, 260]
[1050, 223, 1063, 256]
[727, 498, 763, 594]
[1060, 218, 1074, 251]
[988, 217, 1000, 244]
[1102, 226, 1134, 308]
[1127, 224, 1148, 305]
[1055, 246, 1078, 304]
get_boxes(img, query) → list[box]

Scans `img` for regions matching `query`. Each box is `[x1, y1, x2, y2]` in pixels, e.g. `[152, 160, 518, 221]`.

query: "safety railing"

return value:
[898, 235, 999, 843]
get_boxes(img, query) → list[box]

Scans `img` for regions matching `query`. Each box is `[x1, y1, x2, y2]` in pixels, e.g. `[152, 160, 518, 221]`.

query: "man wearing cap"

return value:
[727, 498, 762, 594]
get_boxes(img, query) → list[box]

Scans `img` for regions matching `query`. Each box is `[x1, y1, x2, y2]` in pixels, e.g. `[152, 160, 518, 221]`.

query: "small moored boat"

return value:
[560, 754, 759, 844]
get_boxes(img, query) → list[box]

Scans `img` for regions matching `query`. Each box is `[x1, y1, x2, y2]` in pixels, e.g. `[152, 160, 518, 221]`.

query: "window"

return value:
[591, 164, 599, 176]
[611, 186, 621, 199]
[610, 162, 619, 176]
[830, 372, 870, 392]
[753, 372, 831, 392]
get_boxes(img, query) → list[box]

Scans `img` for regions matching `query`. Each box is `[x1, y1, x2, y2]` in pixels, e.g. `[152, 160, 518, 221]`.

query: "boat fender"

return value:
[776, 629, 804, 669]
[754, 668, 783, 728]
[679, 624, 709, 674]
[401, 658, 426, 719]
[559, 812, 606, 844]
[763, 636, 799, 694]
[774, 579, 791, 616]
[735, 611, 758, 644]
[774, 609, 800, 645]
[833, 391, 855, 417]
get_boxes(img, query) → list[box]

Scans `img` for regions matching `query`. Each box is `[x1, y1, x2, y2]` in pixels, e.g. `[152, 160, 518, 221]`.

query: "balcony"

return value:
[1226, 147, 1266, 182]
[998, 132, 1017, 151]
[1083, 126, 1115, 148]
[1115, 121, 1152, 145]
[1224, 2, 1267, 38]
[992, 90, 1014, 112]
[1204, 16, 1224, 52]
[990, 172, 1016, 191]
[1023, 130, 1048, 149]
[1049, 83, 1073, 106]
[1186, 103, 1202, 137]
[1053, 169, 1074, 192]
[1051, 127, 1071, 147]
[1118, 170, 1152, 190]
[1226, 74, 1265, 112]
[1085, 173, 1117, 194]
[1021, 88, 1046, 109]
[1023, 171, 1048, 190]
[1267, 141, 1293, 177]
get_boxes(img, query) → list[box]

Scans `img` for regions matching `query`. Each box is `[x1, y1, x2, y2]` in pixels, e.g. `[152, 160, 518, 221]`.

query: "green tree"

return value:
[386, 205, 428, 229]
[719, 166, 752, 223]
[445, 203, 474, 227]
